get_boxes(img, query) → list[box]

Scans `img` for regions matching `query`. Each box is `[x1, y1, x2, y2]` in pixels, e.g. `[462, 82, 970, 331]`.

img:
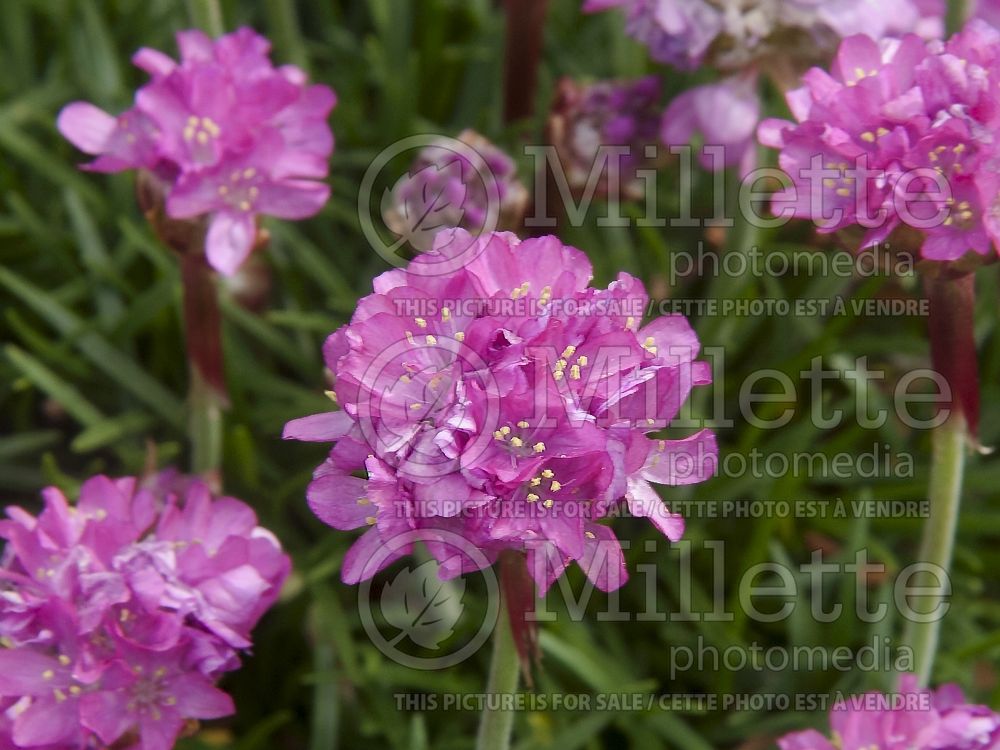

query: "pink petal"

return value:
[577, 524, 627, 592]
[341, 526, 406, 584]
[14, 696, 78, 747]
[641, 429, 718, 485]
[626, 478, 685, 542]
[131, 47, 176, 77]
[283, 411, 353, 441]
[57, 102, 116, 154]
[172, 675, 235, 719]
[205, 211, 256, 276]
[255, 179, 330, 219]
[307, 474, 371, 530]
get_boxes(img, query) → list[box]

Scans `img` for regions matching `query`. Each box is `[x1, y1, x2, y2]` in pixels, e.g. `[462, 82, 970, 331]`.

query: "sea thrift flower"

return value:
[662, 73, 761, 176]
[583, 0, 944, 71]
[548, 76, 663, 199]
[758, 22, 1000, 260]
[0, 474, 290, 749]
[778, 675, 1000, 750]
[285, 229, 717, 593]
[585, 0, 943, 172]
[384, 130, 528, 251]
[57, 27, 336, 275]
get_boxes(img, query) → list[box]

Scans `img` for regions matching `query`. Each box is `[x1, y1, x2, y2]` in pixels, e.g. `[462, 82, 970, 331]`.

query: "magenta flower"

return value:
[662, 73, 761, 176]
[0, 474, 290, 749]
[285, 230, 716, 593]
[57, 27, 335, 275]
[758, 22, 1000, 260]
[778, 675, 1000, 750]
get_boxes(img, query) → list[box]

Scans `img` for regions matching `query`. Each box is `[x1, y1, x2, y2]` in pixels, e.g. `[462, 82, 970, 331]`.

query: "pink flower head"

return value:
[0, 474, 290, 749]
[57, 27, 336, 275]
[550, 76, 663, 198]
[662, 72, 761, 177]
[285, 230, 717, 594]
[583, 0, 943, 72]
[778, 675, 1000, 750]
[384, 130, 528, 251]
[759, 22, 1000, 260]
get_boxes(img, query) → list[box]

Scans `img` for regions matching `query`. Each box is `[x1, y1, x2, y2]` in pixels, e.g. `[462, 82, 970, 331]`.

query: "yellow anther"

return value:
[541, 469, 554, 478]
[585, 531, 596, 539]
[58, 655, 71, 666]
[441, 307, 451, 321]
[365, 516, 377, 525]
[510, 437, 524, 448]
[494, 430, 505, 440]
[570, 365, 581, 380]
[532, 442, 545, 453]
[414, 317, 427, 328]
[561, 345, 576, 359]
[625, 316, 635, 329]
[239, 200, 252, 211]
[543, 499, 554, 508]
[517, 420, 530, 429]
[553, 370, 564, 381]
[577, 355, 588, 366]
[860, 131, 875, 143]
[555, 359, 567, 371]
[243, 168, 256, 179]
[527, 493, 539, 502]
[357, 497, 370, 505]
[550, 481, 562, 492]
[530, 477, 541, 487]
[42, 670, 54, 680]
[455, 331, 465, 341]
[218, 185, 229, 195]
[500, 426, 511, 435]
[425, 335, 437, 345]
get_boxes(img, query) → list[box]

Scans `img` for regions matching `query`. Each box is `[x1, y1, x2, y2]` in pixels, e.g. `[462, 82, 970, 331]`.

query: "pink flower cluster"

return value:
[0, 474, 290, 750]
[285, 230, 717, 593]
[779, 676, 1000, 750]
[57, 28, 336, 275]
[760, 22, 1000, 261]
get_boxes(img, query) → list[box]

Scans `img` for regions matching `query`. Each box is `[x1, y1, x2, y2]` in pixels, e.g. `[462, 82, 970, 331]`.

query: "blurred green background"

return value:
[0, 1, 998, 748]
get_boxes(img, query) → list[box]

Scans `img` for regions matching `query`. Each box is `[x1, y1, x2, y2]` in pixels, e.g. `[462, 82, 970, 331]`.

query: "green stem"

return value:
[188, 365, 224, 490]
[185, 0, 225, 36]
[904, 411, 967, 686]
[475, 595, 520, 750]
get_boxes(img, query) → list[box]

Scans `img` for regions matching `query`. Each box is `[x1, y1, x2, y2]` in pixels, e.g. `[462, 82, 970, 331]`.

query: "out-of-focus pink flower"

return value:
[384, 130, 528, 251]
[778, 675, 1000, 750]
[57, 27, 335, 275]
[285, 229, 716, 594]
[549, 76, 664, 199]
[758, 22, 1000, 260]
[662, 73, 761, 177]
[583, 0, 944, 72]
[0, 474, 290, 749]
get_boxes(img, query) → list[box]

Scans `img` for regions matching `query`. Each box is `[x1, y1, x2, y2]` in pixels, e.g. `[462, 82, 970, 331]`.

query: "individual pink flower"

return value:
[662, 72, 761, 176]
[758, 22, 1000, 260]
[57, 27, 335, 275]
[548, 76, 664, 199]
[778, 675, 1000, 750]
[0, 474, 290, 749]
[285, 229, 717, 593]
[384, 130, 528, 251]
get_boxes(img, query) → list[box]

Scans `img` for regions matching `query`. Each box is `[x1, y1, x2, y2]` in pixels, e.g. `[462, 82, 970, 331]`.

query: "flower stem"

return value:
[905, 410, 966, 687]
[502, 0, 549, 124]
[186, 0, 225, 36]
[475, 593, 520, 750]
[180, 252, 227, 491]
